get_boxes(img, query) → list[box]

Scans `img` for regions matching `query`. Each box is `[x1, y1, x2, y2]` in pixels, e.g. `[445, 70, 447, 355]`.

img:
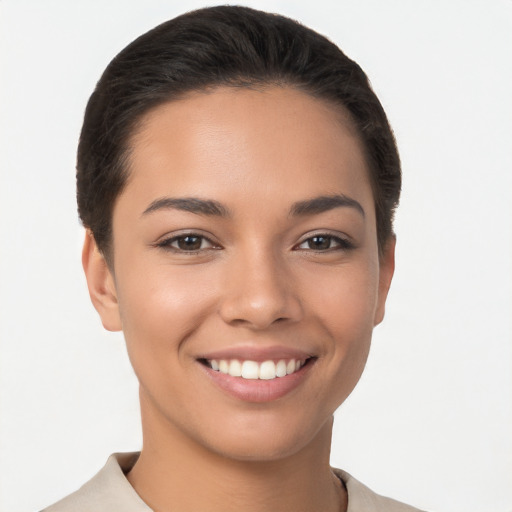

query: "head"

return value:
[77, 5, 400, 265]
[79, 6, 400, 462]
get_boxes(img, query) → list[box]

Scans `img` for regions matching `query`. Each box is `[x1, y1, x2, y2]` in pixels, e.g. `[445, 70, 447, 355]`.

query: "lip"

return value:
[198, 345, 313, 363]
[197, 346, 316, 403]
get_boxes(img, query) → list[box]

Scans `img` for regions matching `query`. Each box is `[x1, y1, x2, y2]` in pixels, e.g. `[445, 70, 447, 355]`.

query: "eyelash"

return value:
[156, 232, 354, 254]
[156, 233, 220, 253]
[294, 234, 354, 252]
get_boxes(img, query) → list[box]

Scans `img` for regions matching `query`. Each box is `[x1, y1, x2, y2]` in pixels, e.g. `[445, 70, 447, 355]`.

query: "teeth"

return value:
[228, 359, 242, 377]
[259, 361, 276, 380]
[276, 360, 287, 377]
[219, 360, 229, 374]
[241, 360, 259, 379]
[207, 358, 306, 380]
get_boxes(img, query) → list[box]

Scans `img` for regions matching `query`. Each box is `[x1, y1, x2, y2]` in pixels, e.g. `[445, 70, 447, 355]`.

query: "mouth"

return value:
[197, 354, 316, 403]
[199, 357, 310, 380]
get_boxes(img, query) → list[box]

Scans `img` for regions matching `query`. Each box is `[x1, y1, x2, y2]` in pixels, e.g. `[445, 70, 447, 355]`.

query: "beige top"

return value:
[42, 452, 425, 512]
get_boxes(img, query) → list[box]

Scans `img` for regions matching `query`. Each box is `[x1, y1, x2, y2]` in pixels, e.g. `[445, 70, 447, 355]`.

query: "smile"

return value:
[205, 358, 307, 380]
[198, 348, 315, 402]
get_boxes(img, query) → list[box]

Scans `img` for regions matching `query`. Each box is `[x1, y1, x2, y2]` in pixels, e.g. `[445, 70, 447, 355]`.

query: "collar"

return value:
[43, 452, 423, 512]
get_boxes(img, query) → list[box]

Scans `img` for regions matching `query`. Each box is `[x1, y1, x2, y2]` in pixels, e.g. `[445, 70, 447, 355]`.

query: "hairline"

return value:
[100, 82, 389, 268]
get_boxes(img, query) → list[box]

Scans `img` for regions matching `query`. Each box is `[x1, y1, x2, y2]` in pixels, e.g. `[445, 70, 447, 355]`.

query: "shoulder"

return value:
[41, 453, 150, 512]
[334, 468, 427, 512]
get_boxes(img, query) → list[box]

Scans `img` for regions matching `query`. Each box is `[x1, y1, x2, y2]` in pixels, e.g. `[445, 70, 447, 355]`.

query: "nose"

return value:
[218, 247, 303, 329]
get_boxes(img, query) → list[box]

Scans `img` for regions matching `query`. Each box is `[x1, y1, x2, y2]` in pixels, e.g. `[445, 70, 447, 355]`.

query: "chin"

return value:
[214, 438, 302, 462]
[194, 411, 333, 464]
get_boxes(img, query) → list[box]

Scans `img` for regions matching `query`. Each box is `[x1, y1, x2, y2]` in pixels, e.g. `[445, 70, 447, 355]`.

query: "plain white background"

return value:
[1, 1, 511, 511]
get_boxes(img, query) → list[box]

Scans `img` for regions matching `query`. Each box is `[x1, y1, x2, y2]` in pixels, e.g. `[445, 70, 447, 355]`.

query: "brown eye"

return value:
[295, 234, 353, 252]
[157, 234, 217, 252]
[175, 235, 203, 251]
[307, 236, 332, 250]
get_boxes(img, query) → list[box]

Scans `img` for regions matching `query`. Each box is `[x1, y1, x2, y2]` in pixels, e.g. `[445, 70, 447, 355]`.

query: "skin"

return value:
[83, 86, 395, 512]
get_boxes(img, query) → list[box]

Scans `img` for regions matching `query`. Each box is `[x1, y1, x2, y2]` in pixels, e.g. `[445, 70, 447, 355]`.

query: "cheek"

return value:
[309, 257, 380, 330]
[309, 259, 379, 391]
[115, 264, 219, 361]
[113, 269, 218, 411]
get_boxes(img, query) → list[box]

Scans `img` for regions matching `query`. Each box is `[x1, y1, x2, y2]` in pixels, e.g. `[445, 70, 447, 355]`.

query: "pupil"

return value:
[179, 236, 201, 250]
[310, 236, 330, 250]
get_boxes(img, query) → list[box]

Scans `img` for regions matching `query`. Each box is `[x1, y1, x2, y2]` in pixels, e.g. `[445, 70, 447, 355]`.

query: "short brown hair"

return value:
[77, 5, 401, 261]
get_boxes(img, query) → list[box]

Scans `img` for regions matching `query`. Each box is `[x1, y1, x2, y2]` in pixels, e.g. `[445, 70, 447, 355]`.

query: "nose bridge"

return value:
[219, 241, 301, 328]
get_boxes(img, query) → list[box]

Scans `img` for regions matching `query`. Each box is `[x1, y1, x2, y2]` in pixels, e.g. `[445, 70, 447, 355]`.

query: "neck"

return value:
[127, 392, 346, 512]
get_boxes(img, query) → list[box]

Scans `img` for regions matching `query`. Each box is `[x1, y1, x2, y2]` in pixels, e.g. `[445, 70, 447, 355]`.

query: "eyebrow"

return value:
[142, 197, 230, 217]
[141, 194, 364, 219]
[290, 194, 365, 217]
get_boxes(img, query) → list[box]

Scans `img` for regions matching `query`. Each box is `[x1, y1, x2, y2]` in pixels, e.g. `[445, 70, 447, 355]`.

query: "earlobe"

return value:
[82, 230, 122, 332]
[374, 236, 396, 326]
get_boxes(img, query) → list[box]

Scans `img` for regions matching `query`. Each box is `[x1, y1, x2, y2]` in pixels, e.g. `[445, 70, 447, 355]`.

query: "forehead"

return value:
[121, 86, 373, 216]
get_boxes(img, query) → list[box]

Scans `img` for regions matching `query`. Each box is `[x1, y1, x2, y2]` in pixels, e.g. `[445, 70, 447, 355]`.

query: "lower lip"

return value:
[200, 361, 314, 403]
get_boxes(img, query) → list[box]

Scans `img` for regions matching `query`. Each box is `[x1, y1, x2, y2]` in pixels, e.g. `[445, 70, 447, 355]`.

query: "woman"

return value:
[43, 6, 422, 511]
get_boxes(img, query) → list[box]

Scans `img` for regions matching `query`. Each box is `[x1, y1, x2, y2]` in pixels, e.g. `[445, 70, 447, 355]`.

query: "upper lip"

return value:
[198, 345, 314, 362]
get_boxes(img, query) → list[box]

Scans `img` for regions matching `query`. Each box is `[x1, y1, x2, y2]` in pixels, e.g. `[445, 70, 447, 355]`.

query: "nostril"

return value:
[218, 276, 303, 329]
[226, 315, 292, 329]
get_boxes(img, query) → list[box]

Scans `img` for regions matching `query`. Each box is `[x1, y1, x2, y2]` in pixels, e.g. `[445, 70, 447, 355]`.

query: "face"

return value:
[84, 86, 394, 461]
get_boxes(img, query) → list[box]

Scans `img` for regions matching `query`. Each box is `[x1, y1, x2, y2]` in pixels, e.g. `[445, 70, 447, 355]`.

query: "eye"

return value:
[295, 234, 352, 251]
[157, 234, 218, 252]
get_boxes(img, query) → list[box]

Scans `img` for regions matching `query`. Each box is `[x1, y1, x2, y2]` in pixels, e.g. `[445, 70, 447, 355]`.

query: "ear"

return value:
[374, 236, 396, 326]
[82, 230, 122, 332]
